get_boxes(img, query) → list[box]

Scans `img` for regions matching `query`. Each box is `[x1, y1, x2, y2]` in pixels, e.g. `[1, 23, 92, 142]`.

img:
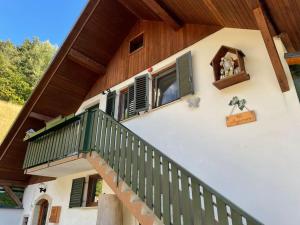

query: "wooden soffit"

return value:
[0, 0, 137, 185]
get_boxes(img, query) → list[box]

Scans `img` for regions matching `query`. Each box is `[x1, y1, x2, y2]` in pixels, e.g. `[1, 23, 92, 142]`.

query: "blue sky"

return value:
[0, 0, 88, 46]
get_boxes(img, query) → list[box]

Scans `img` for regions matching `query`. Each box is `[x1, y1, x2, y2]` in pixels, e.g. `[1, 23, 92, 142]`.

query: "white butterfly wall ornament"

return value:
[187, 96, 200, 108]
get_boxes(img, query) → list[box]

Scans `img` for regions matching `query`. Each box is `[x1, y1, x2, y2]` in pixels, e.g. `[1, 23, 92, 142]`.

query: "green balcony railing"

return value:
[23, 114, 85, 168]
[24, 109, 263, 225]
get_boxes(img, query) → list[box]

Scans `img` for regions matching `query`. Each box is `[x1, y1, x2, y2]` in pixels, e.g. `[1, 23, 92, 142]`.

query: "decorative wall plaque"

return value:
[226, 96, 256, 127]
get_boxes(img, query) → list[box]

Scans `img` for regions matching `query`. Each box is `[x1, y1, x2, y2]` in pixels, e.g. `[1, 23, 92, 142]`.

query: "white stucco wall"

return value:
[77, 28, 300, 225]
[21, 170, 138, 225]
[0, 208, 23, 225]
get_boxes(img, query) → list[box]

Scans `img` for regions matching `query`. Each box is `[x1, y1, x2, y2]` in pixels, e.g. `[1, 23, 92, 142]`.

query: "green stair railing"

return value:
[87, 109, 263, 225]
[24, 109, 263, 225]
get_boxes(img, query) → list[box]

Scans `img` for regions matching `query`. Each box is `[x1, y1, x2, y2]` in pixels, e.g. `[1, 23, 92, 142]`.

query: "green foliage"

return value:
[0, 38, 56, 104]
[0, 191, 17, 208]
[95, 179, 102, 197]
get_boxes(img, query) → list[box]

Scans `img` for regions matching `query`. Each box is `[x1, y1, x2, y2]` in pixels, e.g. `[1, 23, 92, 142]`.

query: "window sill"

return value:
[69, 206, 98, 209]
[81, 206, 98, 209]
[120, 97, 183, 123]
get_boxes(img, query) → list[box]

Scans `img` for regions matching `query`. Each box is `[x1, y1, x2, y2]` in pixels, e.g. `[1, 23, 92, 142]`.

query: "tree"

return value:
[0, 38, 56, 104]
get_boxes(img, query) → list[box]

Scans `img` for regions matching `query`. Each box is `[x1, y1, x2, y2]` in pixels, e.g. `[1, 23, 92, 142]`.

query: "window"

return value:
[118, 85, 136, 121]
[116, 51, 194, 118]
[118, 88, 129, 121]
[129, 33, 144, 54]
[153, 66, 179, 108]
[106, 91, 116, 117]
[152, 51, 194, 108]
[0, 186, 24, 208]
[86, 174, 103, 207]
[289, 64, 300, 101]
[69, 175, 103, 208]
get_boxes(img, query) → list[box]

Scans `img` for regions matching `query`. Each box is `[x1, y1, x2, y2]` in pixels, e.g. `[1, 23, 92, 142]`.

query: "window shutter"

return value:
[134, 74, 149, 112]
[69, 177, 85, 208]
[106, 91, 116, 117]
[128, 84, 136, 117]
[176, 51, 194, 97]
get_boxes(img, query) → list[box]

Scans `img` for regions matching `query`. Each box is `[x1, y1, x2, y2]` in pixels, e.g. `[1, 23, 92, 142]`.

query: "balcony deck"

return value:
[25, 153, 92, 177]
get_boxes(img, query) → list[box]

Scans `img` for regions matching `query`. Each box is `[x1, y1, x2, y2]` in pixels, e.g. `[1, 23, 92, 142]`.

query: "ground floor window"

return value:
[86, 174, 103, 207]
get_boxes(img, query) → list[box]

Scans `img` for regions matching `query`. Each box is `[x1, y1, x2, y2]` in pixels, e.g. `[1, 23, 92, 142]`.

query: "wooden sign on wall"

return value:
[226, 111, 256, 127]
[49, 206, 61, 223]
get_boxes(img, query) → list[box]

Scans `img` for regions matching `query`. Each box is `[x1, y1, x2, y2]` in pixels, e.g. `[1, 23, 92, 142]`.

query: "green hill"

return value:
[0, 100, 21, 143]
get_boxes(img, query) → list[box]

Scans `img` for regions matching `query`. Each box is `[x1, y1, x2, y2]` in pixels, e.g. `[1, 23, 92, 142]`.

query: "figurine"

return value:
[220, 55, 235, 79]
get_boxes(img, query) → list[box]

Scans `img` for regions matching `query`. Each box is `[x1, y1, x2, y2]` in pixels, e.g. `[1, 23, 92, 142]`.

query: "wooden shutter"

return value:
[69, 177, 85, 208]
[106, 91, 116, 117]
[128, 84, 136, 117]
[134, 74, 149, 112]
[49, 206, 61, 223]
[176, 51, 194, 97]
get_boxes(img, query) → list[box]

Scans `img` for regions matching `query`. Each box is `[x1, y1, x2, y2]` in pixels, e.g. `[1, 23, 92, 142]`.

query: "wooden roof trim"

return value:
[0, 0, 102, 160]
[253, 6, 289, 92]
[142, 0, 181, 30]
[68, 48, 106, 74]
[29, 112, 53, 122]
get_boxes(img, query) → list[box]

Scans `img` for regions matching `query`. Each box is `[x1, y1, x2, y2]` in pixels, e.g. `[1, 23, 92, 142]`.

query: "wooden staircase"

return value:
[24, 109, 263, 225]
[87, 152, 163, 225]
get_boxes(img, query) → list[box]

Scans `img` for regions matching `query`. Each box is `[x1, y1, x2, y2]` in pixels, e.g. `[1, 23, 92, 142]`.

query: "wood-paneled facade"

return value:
[87, 21, 221, 98]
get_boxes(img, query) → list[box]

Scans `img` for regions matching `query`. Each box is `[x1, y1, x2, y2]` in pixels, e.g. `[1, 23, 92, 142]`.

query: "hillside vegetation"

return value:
[0, 38, 56, 104]
[0, 100, 21, 143]
[0, 38, 56, 143]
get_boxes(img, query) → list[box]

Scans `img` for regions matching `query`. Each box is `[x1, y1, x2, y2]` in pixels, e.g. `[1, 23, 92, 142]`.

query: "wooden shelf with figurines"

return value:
[210, 46, 250, 90]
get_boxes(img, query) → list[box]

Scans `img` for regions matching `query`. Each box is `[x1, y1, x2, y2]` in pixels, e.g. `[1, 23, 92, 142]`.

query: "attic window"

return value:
[129, 33, 144, 54]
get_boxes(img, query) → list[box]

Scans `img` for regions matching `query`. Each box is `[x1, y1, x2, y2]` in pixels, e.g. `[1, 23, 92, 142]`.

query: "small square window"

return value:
[153, 66, 179, 108]
[129, 33, 144, 54]
[86, 174, 103, 207]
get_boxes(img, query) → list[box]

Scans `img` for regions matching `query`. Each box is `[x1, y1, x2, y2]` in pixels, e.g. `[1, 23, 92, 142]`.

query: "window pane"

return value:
[119, 91, 129, 121]
[93, 179, 102, 203]
[155, 69, 178, 107]
[289, 64, 300, 100]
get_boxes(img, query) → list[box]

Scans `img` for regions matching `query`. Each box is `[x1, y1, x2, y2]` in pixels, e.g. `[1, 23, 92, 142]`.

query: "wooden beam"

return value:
[3, 186, 23, 207]
[253, 6, 289, 92]
[0, 167, 24, 173]
[28, 175, 56, 185]
[279, 33, 296, 53]
[142, 0, 181, 30]
[68, 49, 106, 75]
[0, 179, 27, 187]
[203, 0, 226, 25]
[29, 112, 53, 122]
[285, 52, 300, 65]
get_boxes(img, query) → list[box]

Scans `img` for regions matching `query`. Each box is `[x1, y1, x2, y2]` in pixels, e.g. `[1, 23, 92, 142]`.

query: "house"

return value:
[1, 0, 300, 225]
